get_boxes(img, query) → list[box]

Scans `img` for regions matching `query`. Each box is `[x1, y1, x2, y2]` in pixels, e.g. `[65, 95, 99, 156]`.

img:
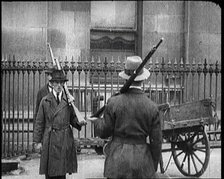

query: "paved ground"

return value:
[2, 148, 221, 179]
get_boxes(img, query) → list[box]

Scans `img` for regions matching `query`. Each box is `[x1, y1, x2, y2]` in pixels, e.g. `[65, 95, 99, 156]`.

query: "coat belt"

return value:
[112, 135, 146, 144]
[45, 125, 70, 132]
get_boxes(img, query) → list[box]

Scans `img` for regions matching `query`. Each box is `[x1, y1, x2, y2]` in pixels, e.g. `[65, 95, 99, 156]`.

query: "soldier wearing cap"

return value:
[33, 69, 82, 179]
[88, 56, 162, 179]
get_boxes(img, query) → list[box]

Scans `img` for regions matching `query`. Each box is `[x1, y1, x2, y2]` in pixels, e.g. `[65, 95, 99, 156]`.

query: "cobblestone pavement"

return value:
[2, 148, 221, 179]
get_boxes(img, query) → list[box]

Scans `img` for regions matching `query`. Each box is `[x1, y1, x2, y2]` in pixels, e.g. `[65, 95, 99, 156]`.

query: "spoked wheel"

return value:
[171, 128, 210, 177]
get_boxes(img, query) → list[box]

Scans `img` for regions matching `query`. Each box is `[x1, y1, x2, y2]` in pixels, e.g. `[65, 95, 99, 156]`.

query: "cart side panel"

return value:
[169, 99, 213, 122]
[160, 98, 215, 131]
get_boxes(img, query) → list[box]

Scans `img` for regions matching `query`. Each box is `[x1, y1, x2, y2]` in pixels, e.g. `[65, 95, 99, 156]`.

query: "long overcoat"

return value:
[33, 92, 81, 176]
[94, 88, 162, 179]
[34, 83, 51, 122]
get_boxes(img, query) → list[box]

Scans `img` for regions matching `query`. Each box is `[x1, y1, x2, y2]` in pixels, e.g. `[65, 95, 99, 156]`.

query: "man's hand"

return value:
[67, 93, 75, 104]
[86, 116, 98, 122]
[78, 120, 87, 126]
[34, 143, 42, 153]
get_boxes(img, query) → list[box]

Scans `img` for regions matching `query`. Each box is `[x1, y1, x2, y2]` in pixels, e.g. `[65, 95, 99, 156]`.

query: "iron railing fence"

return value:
[1, 55, 221, 158]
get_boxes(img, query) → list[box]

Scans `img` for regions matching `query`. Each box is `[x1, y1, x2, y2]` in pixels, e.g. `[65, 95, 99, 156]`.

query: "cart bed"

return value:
[160, 98, 215, 131]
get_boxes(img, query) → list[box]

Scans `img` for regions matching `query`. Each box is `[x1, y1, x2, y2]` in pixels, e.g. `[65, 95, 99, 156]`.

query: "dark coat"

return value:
[33, 92, 81, 176]
[34, 84, 51, 122]
[94, 88, 162, 179]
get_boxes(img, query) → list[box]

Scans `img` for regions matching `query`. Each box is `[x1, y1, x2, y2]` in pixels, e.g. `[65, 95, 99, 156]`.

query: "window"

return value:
[90, 1, 137, 84]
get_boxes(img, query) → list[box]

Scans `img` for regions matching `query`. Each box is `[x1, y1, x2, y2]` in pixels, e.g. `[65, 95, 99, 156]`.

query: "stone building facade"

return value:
[2, 1, 221, 64]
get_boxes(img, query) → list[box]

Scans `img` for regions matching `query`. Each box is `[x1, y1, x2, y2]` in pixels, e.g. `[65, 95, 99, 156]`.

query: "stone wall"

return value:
[2, 1, 90, 61]
[2, 1, 221, 64]
[142, 1, 221, 64]
[142, 1, 185, 61]
[188, 1, 221, 64]
[2, 2, 47, 59]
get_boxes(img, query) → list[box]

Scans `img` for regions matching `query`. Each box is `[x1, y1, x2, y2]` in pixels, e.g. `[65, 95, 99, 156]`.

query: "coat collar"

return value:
[47, 83, 53, 93]
[127, 88, 144, 94]
[46, 91, 67, 103]
[45, 92, 68, 117]
[52, 90, 63, 101]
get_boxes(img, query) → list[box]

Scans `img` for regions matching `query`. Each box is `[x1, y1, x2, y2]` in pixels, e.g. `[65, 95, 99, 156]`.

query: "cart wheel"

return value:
[171, 129, 210, 177]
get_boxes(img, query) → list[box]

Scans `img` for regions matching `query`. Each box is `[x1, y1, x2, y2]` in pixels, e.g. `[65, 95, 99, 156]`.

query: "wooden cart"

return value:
[159, 98, 216, 177]
[76, 98, 217, 177]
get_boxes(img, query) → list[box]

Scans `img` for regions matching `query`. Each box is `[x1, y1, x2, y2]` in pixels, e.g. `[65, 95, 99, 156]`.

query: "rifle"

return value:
[91, 38, 164, 117]
[47, 43, 87, 126]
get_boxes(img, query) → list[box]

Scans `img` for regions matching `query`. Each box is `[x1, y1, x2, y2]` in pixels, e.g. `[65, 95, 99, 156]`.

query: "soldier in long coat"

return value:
[88, 56, 162, 179]
[33, 69, 83, 179]
[34, 68, 55, 126]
